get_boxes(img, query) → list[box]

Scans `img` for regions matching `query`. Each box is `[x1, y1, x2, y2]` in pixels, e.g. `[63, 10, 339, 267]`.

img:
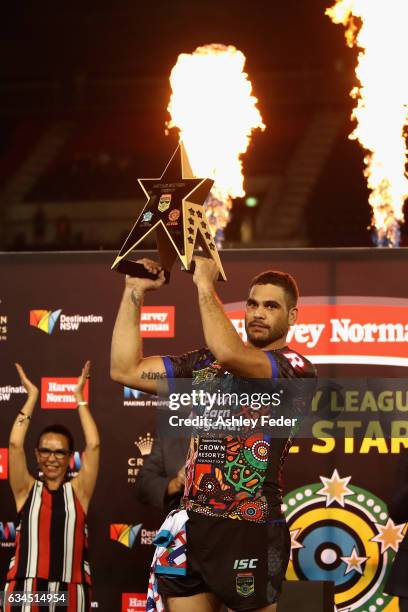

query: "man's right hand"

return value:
[125, 258, 166, 294]
[167, 466, 186, 497]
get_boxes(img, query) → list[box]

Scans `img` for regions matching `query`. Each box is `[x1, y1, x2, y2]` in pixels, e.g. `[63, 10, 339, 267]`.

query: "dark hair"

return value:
[249, 270, 299, 309]
[37, 424, 74, 453]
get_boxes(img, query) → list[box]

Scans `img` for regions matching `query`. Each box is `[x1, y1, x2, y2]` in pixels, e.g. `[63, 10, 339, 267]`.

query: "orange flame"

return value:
[326, 0, 408, 246]
[167, 44, 265, 238]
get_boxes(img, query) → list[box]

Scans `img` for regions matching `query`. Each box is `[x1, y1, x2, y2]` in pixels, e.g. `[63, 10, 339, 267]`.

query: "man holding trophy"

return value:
[110, 145, 315, 611]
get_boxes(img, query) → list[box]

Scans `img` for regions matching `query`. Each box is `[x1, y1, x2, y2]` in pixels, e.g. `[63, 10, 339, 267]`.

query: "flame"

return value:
[326, 0, 408, 246]
[167, 44, 265, 240]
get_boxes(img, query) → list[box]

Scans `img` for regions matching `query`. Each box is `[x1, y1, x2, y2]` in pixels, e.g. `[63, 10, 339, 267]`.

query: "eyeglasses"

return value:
[37, 447, 70, 460]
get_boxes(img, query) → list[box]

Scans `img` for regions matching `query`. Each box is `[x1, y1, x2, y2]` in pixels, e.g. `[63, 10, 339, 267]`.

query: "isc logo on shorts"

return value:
[233, 558, 258, 569]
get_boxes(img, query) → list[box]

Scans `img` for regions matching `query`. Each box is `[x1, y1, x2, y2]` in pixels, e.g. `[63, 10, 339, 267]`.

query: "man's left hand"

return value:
[192, 256, 219, 289]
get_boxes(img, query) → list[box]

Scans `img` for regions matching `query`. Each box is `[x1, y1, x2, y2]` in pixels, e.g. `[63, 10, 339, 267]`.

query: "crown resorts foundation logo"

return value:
[110, 524, 142, 549]
[30, 309, 103, 334]
[284, 470, 406, 611]
[128, 433, 153, 484]
[135, 433, 153, 456]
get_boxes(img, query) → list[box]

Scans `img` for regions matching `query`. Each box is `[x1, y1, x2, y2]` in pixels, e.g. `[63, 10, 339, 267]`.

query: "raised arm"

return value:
[110, 259, 168, 394]
[9, 364, 37, 511]
[192, 257, 272, 378]
[71, 361, 100, 513]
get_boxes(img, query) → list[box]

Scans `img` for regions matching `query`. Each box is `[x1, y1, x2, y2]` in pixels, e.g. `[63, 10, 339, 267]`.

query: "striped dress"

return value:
[4, 480, 91, 612]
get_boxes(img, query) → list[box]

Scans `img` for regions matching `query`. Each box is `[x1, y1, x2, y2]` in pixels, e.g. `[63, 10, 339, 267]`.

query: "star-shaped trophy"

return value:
[111, 142, 226, 281]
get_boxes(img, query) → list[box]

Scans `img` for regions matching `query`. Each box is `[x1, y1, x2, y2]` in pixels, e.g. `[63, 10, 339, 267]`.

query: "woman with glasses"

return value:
[3, 361, 100, 612]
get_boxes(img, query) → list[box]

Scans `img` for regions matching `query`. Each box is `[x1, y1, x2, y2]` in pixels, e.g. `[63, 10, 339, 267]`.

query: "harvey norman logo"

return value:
[0, 449, 8, 480]
[30, 309, 103, 334]
[41, 378, 89, 409]
[226, 297, 408, 367]
[122, 593, 147, 612]
[140, 306, 174, 338]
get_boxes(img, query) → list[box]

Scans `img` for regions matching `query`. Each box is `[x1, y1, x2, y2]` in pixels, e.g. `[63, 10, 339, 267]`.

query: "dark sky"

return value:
[0, 1, 353, 81]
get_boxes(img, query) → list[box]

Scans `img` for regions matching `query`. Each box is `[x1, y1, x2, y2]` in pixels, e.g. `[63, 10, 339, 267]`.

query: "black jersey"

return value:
[163, 347, 316, 523]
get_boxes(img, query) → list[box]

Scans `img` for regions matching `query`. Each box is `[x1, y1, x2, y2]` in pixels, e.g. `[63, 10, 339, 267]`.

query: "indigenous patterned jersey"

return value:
[163, 347, 316, 523]
[6, 480, 91, 584]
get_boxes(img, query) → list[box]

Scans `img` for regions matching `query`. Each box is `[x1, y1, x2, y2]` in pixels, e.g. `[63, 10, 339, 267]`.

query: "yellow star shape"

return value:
[317, 469, 353, 507]
[340, 546, 368, 575]
[371, 518, 405, 553]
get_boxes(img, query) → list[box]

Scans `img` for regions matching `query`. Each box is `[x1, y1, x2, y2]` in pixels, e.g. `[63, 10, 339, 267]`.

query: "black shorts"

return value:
[157, 512, 290, 611]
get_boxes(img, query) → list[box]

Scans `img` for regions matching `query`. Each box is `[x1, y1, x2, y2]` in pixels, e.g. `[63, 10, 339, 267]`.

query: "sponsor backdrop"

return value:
[1, 249, 407, 612]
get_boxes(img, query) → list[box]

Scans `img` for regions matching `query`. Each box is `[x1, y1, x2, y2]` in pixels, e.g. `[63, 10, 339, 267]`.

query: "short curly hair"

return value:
[249, 270, 299, 309]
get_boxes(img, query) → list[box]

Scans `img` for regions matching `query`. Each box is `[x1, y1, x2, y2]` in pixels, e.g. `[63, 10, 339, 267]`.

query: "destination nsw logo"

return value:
[30, 309, 103, 334]
[226, 296, 408, 367]
[41, 378, 89, 409]
[110, 524, 142, 549]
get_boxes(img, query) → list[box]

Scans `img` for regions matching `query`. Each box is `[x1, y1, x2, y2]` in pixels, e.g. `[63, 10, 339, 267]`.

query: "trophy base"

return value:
[114, 259, 171, 283]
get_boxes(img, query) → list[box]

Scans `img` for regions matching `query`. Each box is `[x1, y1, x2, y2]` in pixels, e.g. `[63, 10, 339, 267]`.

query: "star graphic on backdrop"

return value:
[340, 546, 368, 575]
[317, 469, 353, 507]
[371, 518, 405, 553]
[289, 528, 304, 560]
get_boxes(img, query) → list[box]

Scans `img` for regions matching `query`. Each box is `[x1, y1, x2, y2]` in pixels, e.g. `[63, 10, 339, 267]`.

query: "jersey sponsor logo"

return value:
[140, 306, 175, 338]
[110, 524, 142, 548]
[0, 522, 15, 547]
[233, 558, 259, 569]
[122, 593, 147, 612]
[41, 377, 89, 409]
[236, 572, 255, 597]
[0, 448, 8, 479]
[281, 352, 305, 369]
[225, 297, 408, 367]
[30, 309, 103, 334]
